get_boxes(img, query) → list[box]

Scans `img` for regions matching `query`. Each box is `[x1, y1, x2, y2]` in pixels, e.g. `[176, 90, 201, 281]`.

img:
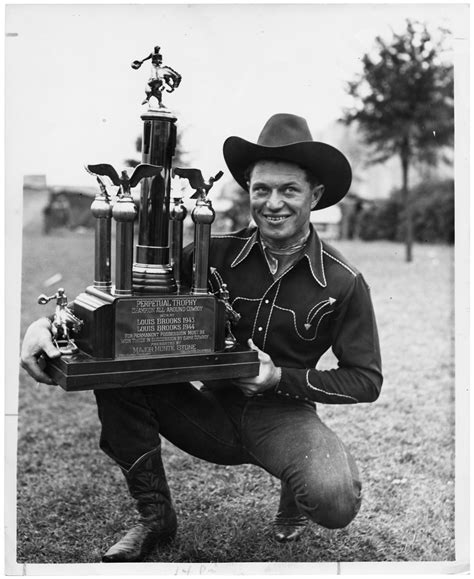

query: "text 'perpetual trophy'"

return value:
[40, 45, 259, 391]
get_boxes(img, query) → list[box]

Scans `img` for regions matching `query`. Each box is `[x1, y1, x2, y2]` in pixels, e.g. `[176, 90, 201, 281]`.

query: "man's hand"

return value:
[20, 318, 61, 385]
[233, 339, 281, 397]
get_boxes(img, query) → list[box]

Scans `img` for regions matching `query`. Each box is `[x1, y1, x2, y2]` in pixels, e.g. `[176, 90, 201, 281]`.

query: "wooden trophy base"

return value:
[45, 345, 259, 391]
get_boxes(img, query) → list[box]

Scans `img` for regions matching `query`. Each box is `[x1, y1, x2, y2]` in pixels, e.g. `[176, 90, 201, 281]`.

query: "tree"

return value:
[342, 20, 454, 261]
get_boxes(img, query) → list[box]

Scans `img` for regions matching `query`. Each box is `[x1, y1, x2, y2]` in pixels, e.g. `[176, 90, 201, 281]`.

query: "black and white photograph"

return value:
[5, 2, 469, 574]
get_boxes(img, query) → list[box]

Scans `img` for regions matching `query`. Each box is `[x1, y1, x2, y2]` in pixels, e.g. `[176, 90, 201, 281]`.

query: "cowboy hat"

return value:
[223, 113, 352, 210]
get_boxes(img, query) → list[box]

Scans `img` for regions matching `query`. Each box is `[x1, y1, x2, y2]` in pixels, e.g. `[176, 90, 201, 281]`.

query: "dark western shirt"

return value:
[183, 225, 382, 405]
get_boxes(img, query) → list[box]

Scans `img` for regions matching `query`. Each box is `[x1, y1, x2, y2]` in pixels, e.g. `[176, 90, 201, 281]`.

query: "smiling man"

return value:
[249, 160, 323, 246]
[21, 113, 383, 562]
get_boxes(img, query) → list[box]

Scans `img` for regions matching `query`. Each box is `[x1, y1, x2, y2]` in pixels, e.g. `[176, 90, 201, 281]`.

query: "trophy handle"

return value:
[209, 271, 241, 349]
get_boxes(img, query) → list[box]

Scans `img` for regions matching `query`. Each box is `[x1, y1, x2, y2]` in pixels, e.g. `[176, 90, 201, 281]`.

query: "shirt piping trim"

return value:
[262, 279, 281, 350]
[231, 232, 258, 268]
[232, 295, 261, 306]
[306, 298, 333, 324]
[323, 250, 357, 277]
[274, 304, 333, 341]
[306, 370, 358, 402]
[304, 254, 327, 288]
[250, 274, 283, 341]
[251, 287, 265, 339]
[313, 310, 333, 336]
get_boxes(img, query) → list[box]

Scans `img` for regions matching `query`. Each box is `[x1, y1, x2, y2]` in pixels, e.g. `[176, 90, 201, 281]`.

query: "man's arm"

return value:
[235, 274, 383, 404]
[276, 273, 382, 403]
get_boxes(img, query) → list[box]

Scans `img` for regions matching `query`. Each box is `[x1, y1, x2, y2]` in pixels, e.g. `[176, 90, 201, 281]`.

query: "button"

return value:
[258, 326, 263, 332]
[264, 299, 270, 304]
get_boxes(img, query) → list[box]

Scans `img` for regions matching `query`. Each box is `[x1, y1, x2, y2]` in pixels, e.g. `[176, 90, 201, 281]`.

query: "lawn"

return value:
[15, 225, 455, 564]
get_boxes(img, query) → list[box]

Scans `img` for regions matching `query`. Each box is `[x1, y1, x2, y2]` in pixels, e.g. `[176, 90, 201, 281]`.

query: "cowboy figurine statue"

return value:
[132, 46, 182, 108]
[37, 288, 83, 355]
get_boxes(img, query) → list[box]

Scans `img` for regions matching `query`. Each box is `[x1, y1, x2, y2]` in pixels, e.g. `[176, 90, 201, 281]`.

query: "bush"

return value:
[413, 180, 454, 243]
[358, 197, 401, 241]
[358, 178, 454, 244]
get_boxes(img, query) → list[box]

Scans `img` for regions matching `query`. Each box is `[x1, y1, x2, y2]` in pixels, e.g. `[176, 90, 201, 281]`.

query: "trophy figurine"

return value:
[39, 45, 259, 391]
[38, 289, 83, 355]
[131, 45, 182, 109]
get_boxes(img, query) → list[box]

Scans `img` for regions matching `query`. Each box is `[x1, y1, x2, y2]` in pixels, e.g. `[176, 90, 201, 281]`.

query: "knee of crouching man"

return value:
[320, 495, 361, 529]
[299, 483, 362, 529]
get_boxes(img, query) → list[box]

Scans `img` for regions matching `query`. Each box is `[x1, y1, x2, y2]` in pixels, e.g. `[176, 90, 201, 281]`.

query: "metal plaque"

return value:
[114, 294, 215, 357]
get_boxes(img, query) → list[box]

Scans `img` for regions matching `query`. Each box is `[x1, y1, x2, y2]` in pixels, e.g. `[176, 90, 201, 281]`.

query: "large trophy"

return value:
[40, 46, 259, 391]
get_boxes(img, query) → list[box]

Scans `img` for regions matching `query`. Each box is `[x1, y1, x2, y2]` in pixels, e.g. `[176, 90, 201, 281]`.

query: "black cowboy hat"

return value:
[223, 113, 352, 210]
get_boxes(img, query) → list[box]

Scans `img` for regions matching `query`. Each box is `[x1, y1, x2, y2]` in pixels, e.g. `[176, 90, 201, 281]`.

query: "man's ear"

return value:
[311, 184, 325, 210]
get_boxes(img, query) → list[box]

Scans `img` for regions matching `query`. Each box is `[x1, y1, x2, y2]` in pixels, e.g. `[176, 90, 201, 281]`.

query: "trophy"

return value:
[39, 45, 259, 391]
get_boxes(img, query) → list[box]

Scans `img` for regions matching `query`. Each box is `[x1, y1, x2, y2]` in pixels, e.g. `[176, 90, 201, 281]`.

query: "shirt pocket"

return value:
[231, 295, 261, 340]
[274, 297, 336, 342]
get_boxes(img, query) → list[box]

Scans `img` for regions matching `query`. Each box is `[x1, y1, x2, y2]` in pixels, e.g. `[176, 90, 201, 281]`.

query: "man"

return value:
[21, 113, 382, 562]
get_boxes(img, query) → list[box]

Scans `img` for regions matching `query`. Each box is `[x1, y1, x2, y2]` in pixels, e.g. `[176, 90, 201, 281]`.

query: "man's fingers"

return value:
[19, 320, 60, 385]
[247, 338, 259, 351]
[20, 355, 56, 385]
[235, 378, 253, 388]
[237, 384, 256, 397]
[42, 341, 62, 359]
[247, 339, 270, 362]
[37, 355, 58, 385]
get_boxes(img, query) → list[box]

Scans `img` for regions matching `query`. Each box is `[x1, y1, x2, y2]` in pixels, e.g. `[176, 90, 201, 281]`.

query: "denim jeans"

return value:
[94, 383, 361, 529]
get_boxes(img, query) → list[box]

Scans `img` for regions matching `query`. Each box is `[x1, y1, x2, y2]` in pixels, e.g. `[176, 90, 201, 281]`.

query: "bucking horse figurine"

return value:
[131, 45, 182, 108]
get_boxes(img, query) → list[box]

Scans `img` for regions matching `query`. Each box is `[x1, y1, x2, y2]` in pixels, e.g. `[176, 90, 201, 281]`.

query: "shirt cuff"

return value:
[274, 367, 312, 402]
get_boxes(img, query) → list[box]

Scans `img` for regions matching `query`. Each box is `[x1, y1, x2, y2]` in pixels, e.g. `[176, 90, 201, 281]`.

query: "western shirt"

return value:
[183, 225, 383, 405]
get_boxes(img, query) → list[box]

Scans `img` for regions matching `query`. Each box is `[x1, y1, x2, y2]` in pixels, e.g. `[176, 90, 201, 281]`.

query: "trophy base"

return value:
[44, 345, 259, 392]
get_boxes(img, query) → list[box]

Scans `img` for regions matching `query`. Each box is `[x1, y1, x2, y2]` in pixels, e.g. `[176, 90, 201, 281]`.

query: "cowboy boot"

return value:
[102, 449, 177, 562]
[272, 481, 308, 542]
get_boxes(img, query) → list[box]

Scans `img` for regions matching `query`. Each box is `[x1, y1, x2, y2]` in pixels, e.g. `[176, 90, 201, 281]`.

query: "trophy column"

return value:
[170, 196, 187, 291]
[90, 177, 112, 291]
[132, 111, 177, 294]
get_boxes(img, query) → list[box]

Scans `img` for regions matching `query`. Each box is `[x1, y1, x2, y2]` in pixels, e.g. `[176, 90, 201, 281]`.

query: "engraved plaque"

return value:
[114, 295, 216, 358]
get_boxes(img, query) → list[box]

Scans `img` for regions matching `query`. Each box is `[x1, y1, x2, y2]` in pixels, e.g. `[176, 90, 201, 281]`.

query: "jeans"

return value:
[94, 383, 362, 529]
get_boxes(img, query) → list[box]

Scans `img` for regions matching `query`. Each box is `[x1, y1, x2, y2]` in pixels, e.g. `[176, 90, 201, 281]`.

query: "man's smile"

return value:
[263, 214, 291, 223]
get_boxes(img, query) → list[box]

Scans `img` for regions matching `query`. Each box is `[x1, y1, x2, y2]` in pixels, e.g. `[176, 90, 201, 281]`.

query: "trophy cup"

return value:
[39, 45, 259, 391]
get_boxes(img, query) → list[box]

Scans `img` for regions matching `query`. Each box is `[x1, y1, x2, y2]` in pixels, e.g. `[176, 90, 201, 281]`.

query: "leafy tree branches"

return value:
[342, 20, 454, 261]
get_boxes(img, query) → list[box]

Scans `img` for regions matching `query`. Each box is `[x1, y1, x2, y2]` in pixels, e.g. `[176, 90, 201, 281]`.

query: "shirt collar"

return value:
[230, 228, 259, 268]
[230, 225, 327, 288]
[303, 225, 327, 288]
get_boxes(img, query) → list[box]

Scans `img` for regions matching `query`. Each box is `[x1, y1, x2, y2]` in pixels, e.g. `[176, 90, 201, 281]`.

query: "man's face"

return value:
[248, 160, 323, 247]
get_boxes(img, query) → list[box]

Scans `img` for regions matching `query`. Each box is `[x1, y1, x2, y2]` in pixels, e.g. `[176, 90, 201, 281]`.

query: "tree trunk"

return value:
[401, 151, 413, 262]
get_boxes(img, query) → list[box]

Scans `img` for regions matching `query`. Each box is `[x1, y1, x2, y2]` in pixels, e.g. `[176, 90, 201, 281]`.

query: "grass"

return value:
[15, 224, 455, 564]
